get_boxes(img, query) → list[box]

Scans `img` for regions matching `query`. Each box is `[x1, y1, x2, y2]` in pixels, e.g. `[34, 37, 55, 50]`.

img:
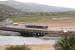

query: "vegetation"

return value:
[55, 34, 75, 50]
[0, 1, 75, 21]
[6, 45, 31, 50]
[11, 14, 75, 23]
[0, 4, 25, 17]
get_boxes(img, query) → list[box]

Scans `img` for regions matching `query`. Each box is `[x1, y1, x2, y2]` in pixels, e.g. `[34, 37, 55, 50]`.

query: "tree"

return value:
[55, 34, 75, 50]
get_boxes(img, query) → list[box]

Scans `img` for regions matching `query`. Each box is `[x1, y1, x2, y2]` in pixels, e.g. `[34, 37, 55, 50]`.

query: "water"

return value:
[0, 36, 57, 45]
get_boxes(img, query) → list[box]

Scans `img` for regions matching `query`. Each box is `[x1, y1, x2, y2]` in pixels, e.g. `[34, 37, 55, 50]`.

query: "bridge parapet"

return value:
[0, 27, 48, 37]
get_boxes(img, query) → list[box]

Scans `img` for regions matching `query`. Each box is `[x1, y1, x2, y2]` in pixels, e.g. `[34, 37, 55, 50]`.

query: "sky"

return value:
[0, 0, 75, 9]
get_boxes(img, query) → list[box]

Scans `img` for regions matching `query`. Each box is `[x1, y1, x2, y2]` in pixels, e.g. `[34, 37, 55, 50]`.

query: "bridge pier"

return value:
[19, 32, 33, 37]
[19, 31, 48, 37]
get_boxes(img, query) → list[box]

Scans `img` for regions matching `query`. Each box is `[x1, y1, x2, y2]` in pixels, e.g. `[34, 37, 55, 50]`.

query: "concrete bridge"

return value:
[0, 27, 48, 37]
[0, 26, 73, 37]
[0, 24, 75, 37]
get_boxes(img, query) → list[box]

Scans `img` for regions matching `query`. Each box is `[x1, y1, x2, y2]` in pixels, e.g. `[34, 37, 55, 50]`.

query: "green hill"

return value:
[0, 4, 25, 17]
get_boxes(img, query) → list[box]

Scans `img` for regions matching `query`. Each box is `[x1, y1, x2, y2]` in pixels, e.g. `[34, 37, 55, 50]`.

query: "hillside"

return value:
[0, 4, 25, 17]
[0, 0, 75, 12]
[0, 0, 75, 17]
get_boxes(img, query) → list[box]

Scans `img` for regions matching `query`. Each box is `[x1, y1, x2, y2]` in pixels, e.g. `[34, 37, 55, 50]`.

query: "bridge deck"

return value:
[0, 24, 75, 37]
[0, 24, 49, 37]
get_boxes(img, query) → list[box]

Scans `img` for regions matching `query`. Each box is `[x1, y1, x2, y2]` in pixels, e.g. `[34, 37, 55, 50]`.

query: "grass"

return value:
[10, 14, 75, 23]
[6, 45, 31, 50]
[11, 16, 50, 23]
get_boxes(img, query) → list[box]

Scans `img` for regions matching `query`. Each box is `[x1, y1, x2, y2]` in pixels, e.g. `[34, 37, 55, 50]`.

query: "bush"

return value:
[6, 45, 31, 50]
[55, 34, 75, 50]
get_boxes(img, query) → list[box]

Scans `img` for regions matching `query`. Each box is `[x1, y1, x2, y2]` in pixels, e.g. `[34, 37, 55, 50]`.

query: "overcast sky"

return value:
[0, 0, 75, 9]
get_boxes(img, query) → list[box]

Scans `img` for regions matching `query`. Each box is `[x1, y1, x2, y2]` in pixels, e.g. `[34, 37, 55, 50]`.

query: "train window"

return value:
[25, 25, 48, 29]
